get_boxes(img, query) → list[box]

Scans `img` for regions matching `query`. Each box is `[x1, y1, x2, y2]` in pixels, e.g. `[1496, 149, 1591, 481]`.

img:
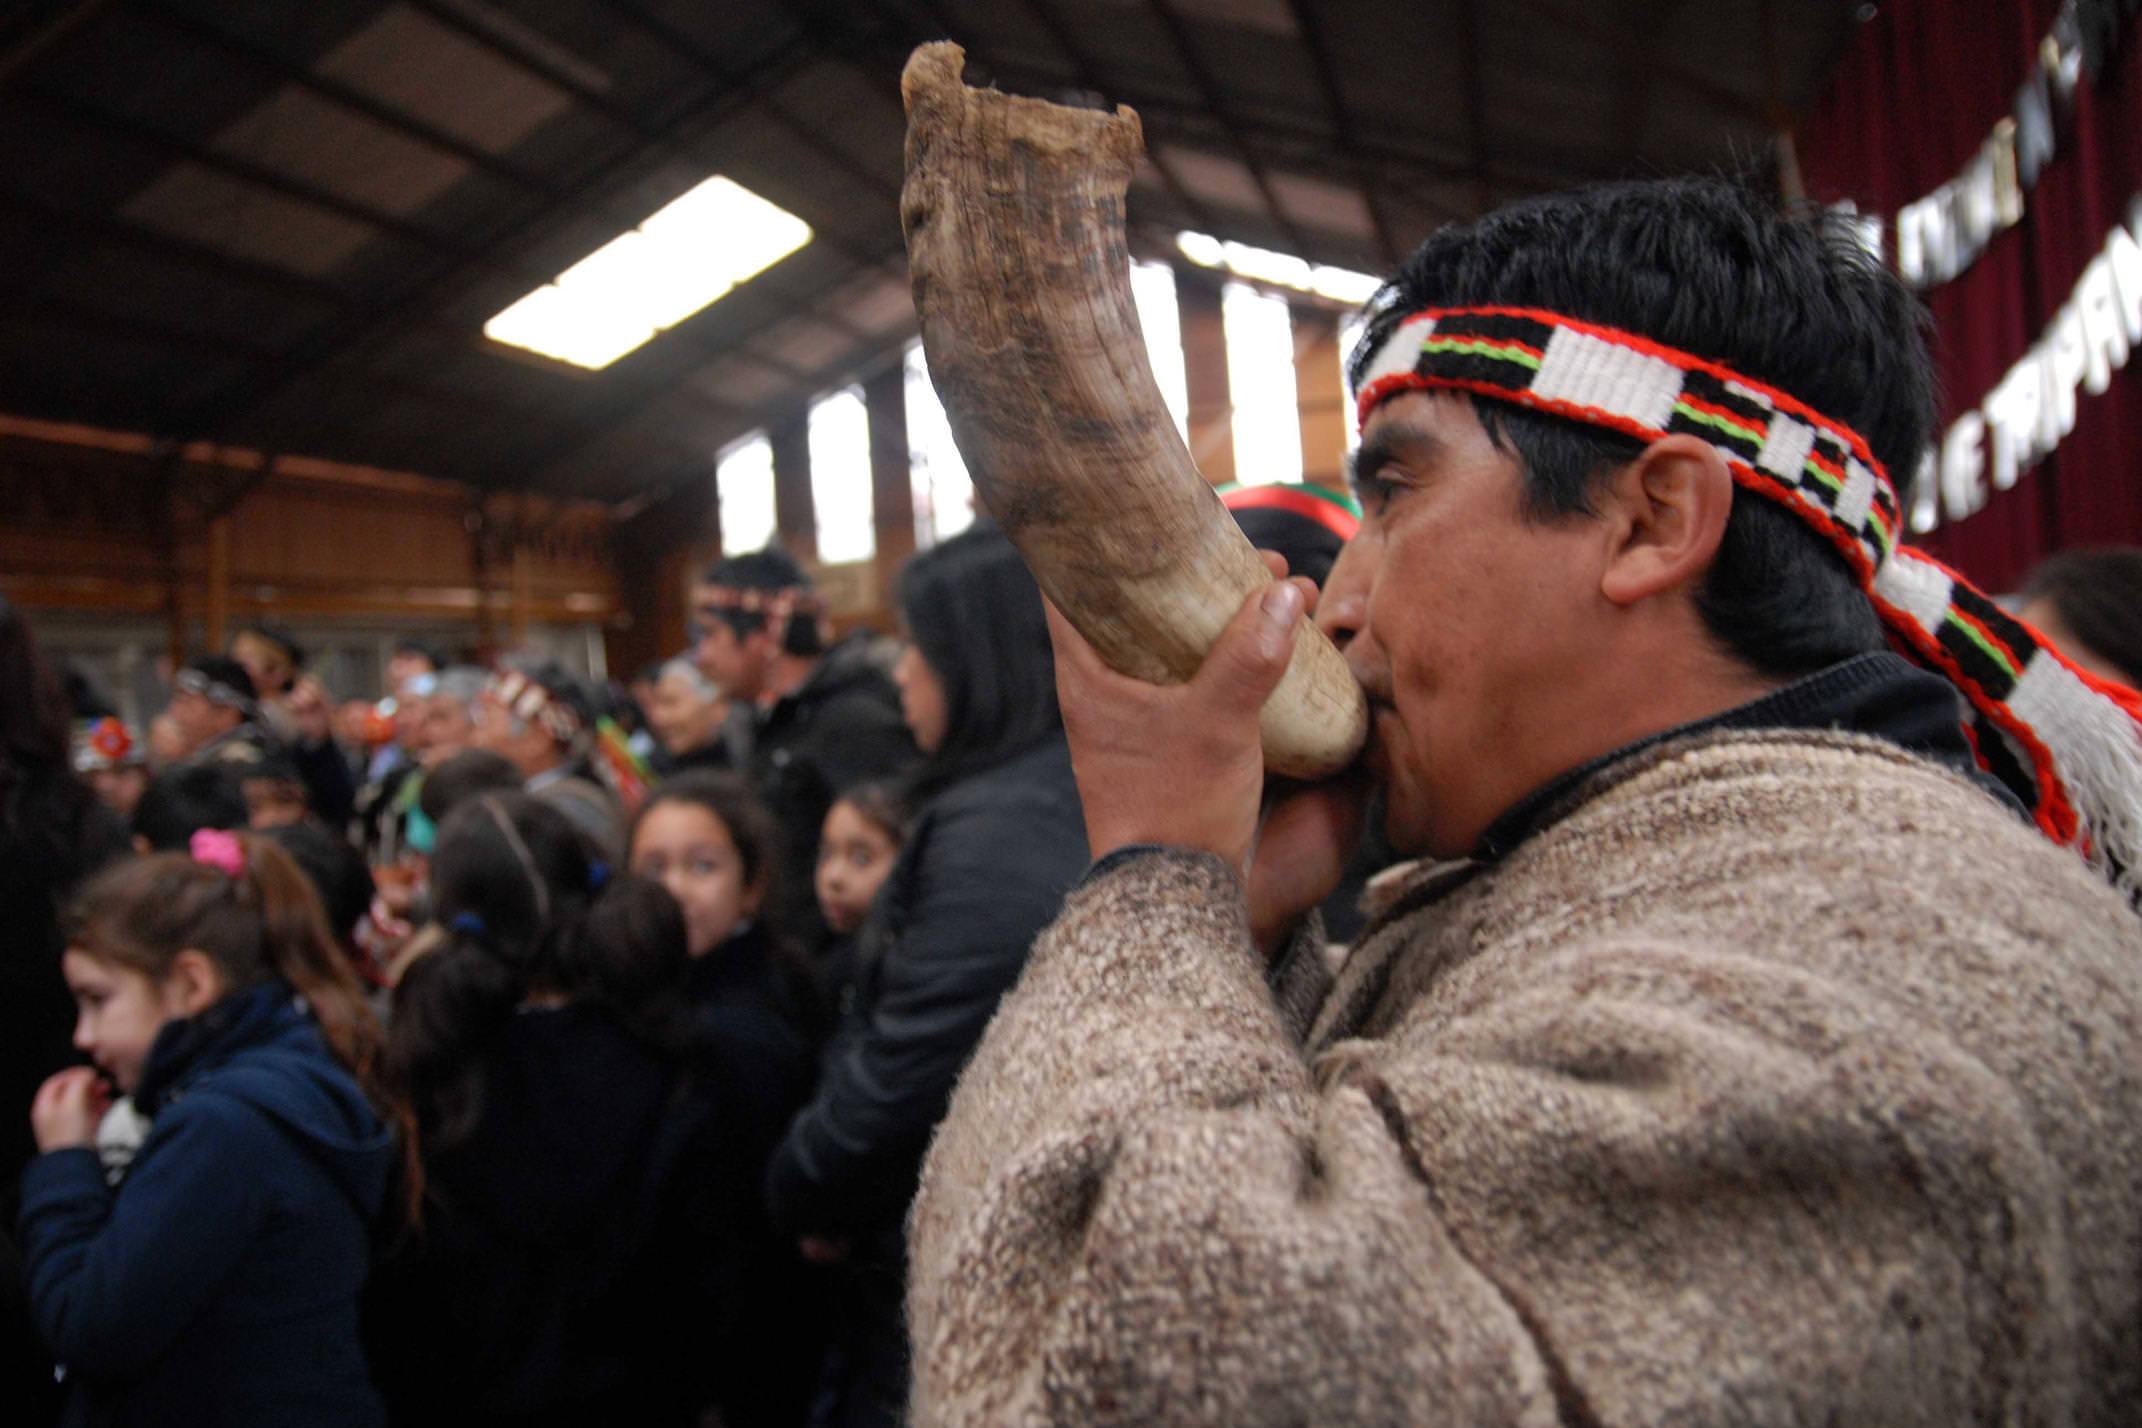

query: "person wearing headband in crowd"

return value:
[72, 717, 149, 822]
[905, 178, 2142, 1426]
[468, 659, 624, 862]
[227, 624, 355, 829]
[164, 655, 276, 773]
[691, 547, 917, 946]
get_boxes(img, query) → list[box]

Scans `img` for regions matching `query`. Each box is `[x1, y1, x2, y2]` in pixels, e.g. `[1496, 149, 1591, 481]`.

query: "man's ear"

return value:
[161, 948, 229, 1018]
[1596, 435, 1734, 607]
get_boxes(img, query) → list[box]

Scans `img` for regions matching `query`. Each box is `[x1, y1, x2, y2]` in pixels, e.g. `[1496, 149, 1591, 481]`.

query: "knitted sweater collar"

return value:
[1473, 651, 2024, 864]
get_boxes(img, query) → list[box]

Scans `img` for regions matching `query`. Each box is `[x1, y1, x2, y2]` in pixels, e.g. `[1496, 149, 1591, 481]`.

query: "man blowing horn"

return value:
[905, 177, 2142, 1425]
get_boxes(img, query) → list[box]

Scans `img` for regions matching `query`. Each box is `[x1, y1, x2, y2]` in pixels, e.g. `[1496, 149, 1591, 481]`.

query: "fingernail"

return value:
[1260, 583, 1302, 656]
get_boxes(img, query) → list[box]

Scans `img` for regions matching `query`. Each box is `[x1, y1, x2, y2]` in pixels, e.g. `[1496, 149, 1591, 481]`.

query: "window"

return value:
[904, 343, 976, 549]
[484, 177, 812, 370]
[1130, 260, 1190, 441]
[808, 386, 875, 564]
[714, 433, 777, 555]
[1222, 281, 1304, 487]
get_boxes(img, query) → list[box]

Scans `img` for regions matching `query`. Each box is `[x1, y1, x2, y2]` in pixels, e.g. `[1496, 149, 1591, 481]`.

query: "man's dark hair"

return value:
[261, 819, 375, 947]
[1349, 177, 1933, 678]
[699, 545, 825, 657]
[183, 654, 259, 707]
[896, 522, 1062, 800]
[133, 765, 248, 850]
[2022, 547, 2142, 688]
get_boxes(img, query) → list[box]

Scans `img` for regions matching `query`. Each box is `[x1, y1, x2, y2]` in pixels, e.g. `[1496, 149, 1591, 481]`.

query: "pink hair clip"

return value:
[189, 828, 247, 878]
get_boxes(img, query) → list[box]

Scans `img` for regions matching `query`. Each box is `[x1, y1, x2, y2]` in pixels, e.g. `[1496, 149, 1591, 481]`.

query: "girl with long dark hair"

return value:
[367, 793, 789, 1427]
[765, 524, 1089, 1428]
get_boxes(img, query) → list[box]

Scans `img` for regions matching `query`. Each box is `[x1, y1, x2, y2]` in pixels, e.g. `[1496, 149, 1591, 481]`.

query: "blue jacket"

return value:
[18, 980, 392, 1428]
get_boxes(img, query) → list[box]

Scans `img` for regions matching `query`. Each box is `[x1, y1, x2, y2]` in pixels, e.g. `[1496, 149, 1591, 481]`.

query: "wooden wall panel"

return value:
[0, 423, 619, 652]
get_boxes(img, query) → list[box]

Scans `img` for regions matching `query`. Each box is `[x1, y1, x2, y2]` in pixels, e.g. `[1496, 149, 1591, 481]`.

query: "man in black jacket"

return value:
[691, 549, 916, 942]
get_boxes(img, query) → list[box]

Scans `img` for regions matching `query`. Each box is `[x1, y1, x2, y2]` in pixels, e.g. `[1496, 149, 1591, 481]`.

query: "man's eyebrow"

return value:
[1349, 423, 1443, 493]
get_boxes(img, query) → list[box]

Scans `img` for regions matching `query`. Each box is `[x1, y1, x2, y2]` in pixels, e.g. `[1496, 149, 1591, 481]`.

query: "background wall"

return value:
[1798, 0, 2142, 591]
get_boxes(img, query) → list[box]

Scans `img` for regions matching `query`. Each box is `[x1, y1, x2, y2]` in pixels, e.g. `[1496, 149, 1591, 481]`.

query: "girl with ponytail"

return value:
[368, 792, 783, 1427]
[18, 829, 398, 1428]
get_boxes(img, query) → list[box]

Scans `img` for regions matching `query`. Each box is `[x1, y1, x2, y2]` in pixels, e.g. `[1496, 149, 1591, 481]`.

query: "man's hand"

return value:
[31, 1067, 110, 1152]
[1248, 768, 1373, 954]
[1045, 566, 1315, 876]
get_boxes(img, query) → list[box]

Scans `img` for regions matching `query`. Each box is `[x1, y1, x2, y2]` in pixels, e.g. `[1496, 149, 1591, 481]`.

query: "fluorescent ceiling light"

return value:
[1175, 229, 1382, 309]
[485, 176, 812, 370]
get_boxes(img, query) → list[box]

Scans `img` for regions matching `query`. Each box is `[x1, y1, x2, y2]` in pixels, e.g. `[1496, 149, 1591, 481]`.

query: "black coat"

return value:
[679, 925, 819, 1427]
[764, 736, 1085, 1428]
[0, 764, 125, 1428]
[744, 636, 917, 945]
[367, 984, 819, 1428]
[766, 735, 1086, 1242]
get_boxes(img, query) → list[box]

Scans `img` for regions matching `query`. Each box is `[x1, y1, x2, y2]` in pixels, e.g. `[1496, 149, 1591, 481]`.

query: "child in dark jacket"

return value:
[372, 791, 809, 1427]
[18, 829, 397, 1428]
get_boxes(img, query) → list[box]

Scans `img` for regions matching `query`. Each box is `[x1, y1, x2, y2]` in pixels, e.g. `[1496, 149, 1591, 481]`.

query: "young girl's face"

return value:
[62, 950, 186, 1094]
[631, 801, 761, 959]
[815, 801, 901, 937]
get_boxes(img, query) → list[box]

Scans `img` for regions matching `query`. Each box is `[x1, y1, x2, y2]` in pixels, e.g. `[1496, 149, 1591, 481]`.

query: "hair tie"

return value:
[586, 858, 611, 893]
[448, 911, 489, 940]
[189, 828, 246, 879]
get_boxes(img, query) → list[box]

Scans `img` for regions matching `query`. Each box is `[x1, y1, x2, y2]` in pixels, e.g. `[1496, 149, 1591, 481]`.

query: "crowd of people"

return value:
[3, 175, 2142, 1427]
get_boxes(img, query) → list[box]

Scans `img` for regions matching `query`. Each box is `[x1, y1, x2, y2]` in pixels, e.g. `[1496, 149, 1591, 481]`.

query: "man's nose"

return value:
[1316, 534, 1376, 651]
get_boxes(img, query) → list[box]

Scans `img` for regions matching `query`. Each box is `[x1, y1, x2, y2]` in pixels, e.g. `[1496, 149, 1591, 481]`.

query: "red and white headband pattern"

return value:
[488, 670, 583, 748]
[1357, 306, 2142, 889]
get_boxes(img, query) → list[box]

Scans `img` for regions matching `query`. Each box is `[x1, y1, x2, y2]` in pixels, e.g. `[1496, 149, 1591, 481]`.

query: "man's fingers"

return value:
[1191, 581, 1304, 719]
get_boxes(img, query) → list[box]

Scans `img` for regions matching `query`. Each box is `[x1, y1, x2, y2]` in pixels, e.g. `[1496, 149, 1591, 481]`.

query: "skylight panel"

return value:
[485, 176, 813, 370]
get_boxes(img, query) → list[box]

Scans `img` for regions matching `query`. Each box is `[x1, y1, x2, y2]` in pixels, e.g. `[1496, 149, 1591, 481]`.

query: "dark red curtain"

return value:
[1798, 0, 2142, 591]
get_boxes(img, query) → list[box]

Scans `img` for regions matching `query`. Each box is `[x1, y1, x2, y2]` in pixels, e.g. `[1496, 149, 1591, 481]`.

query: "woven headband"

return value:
[1357, 305, 2142, 890]
[489, 670, 583, 748]
[175, 667, 257, 717]
[696, 586, 824, 620]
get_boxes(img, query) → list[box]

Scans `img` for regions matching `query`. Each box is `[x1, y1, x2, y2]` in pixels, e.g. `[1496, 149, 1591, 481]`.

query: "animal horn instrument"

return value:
[898, 43, 1368, 778]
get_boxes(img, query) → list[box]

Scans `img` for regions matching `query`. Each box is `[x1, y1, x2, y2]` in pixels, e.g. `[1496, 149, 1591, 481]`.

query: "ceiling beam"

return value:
[396, 0, 891, 358]
[14, 84, 552, 281]
[509, 239, 914, 494]
[1017, 0, 1222, 234]
[1283, 0, 1401, 267]
[1139, 0, 1318, 257]
[584, 0, 911, 212]
[0, 183, 353, 309]
[120, 13, 829, 455]
[127, 0, 580, 206]
[0, 0, 115, 93]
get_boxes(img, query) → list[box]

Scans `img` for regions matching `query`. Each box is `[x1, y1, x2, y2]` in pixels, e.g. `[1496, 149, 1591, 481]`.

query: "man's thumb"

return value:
[1193, 580, 1303, 716]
